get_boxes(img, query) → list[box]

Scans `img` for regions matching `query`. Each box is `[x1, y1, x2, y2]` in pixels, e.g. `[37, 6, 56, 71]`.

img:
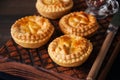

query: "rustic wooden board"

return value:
[0, 0, 120, 80]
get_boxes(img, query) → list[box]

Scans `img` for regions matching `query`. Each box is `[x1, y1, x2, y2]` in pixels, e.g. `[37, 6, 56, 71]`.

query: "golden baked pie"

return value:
[36, 0, 73, 19]
[59, 11, 99, 37]
[48, 35, 93, 67]
[11, 15, 54, 48]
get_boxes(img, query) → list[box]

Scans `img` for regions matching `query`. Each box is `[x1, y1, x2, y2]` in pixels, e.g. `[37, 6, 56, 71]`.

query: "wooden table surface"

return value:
[0, 0, 120, 80]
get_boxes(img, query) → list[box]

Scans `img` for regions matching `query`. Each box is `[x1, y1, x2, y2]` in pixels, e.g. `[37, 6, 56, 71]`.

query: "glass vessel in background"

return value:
[85, 0, 119, 19]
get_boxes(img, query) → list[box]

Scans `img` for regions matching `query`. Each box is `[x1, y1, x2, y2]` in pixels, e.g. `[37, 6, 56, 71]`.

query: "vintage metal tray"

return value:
[0, 0, 120, 80]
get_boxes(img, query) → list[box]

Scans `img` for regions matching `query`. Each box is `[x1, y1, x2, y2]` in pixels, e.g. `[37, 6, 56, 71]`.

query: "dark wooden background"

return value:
[0, 0, 120, 80]
[0, 0, 36, 46]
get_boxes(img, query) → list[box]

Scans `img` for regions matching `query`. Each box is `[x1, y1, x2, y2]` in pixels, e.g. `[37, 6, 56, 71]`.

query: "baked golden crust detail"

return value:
[59, 11, 99, 37]
[48, 35, 93, 67]
[11, 15, 54, 48]
[42, 0, 71, 7]
[36, 0, 73, 19]
[38, 0, 72, 11]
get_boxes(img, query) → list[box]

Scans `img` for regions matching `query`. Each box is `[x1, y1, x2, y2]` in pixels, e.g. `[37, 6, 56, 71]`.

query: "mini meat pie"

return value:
[11, 15, 54, 48]
[48, 35, 93, 67]
[36, 0, 73, 19]
[59, 11, 99, 37]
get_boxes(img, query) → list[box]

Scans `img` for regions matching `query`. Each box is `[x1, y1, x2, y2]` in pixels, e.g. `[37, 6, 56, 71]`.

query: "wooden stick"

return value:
[86, 31, 116, 80]
[98, 40, 120, 80]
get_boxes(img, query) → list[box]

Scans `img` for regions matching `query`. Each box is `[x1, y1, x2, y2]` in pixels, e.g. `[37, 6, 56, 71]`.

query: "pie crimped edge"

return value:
[59, 11, 99, 37]
[36, 0, 73, 19]
[48, 35, 93, 67]
[11, 15, 54, 48]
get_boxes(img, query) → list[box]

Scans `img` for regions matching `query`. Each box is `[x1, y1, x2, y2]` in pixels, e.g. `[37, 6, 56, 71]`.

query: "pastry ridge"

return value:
[59, 11, 99, 37]
[11, 15, 54, 48]
[36, 0, 73, 19]
[48, 35, 93, 67]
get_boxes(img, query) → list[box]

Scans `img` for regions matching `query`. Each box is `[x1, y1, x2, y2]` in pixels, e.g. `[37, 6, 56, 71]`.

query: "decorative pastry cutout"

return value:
[48, 35, 93, 67]
[36, 0, 73, 19]
[59, 11, 99, 37]
[11, 15, 54, 48]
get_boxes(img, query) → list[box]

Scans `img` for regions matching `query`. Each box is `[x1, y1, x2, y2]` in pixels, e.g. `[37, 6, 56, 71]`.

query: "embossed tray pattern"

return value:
[0, 0, 120, 79]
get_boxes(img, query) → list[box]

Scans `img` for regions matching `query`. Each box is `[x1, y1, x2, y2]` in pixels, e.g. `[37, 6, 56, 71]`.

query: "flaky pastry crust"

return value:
[36, 0, 73, 19]
[11, 15, 54, 48]
[59, 11, 99, 37]
[48, 35, 93, 67]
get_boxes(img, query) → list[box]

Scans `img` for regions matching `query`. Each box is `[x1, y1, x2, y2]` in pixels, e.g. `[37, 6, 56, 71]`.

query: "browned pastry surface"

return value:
[48, 35, 93, 67]
[11, 15, 54, 48]
[59, 11, 99, 37]
[36, 0, 73, 19]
